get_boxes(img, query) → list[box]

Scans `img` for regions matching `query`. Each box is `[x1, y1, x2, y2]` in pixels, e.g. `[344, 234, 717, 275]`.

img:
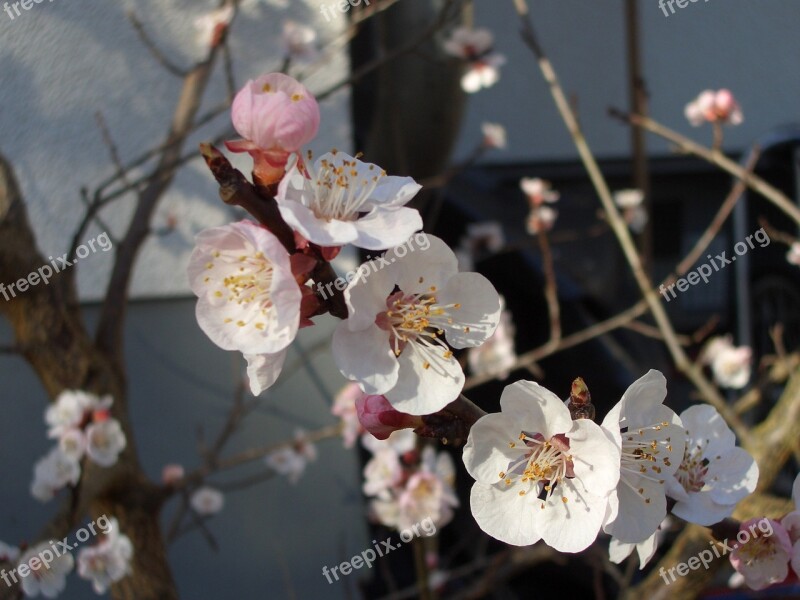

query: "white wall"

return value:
[455, 0, 800, 164]
[0, 0, 352, 300]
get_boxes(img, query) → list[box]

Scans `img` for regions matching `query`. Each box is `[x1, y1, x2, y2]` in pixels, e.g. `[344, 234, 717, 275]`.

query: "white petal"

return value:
[608, 538, 634, 564]
[278, 200, 359, 247]
[394, 235, 458, 295]
[499, 380, 572, 439]
[671, 492, 735, 526]
[568, 419, 620, 497]
[244, 350, 287, 395]
[384, 344, 464, 415]
[617, 370, 668, 429]
[707, 446, 758, 505]
[332, 323, 398, 395]
[343, 260, 396, 332]
[470, 483, 540, 546]
[437, 272, 501, 348]
[352, 206, 423, 251]
[362, 176, 422, 209]
[532, 477, 607, 552]
[604, 477, 666, 543]
[681, 404, 735, 457]
[793, 473, 800, 509]
[462, 413, 523, 485]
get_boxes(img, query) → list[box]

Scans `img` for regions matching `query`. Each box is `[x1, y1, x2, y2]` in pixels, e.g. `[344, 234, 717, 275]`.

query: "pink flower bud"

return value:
[356, 394, 423, 440]
[161, 464, 185, 486]
[226, 73, 321, 185]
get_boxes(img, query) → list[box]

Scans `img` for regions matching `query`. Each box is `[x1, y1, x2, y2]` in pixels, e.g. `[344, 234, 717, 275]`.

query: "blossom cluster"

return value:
[191, 72, 503, 417]
[362, 430, 458, 533]
[32, 391, 127, 502]
[0, 517, 133, 597]
[462, 371, 758, 562]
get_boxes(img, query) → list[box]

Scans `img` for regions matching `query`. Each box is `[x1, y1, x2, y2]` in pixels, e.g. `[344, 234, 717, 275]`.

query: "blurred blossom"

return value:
[730, 518, 791, 591]
[161, 464, 185, 486]
[19, 542, 74, 598]
[194, 6, 234, 50]
[282, 20, 317, 61]
[265, 430, 317, 484]
[526, 205, 558, 235]
[77, 518, 134, 594]
[786, 242, 800, 266]
[468, 296, 516, 380]
[685, 89, 743, 127]
[481, 122, 507, 149]
[356, 394, 423, 441]
[443, 27, 505, 93]
[85, 418, 127, 468]
[701, 335, 751, 389]
[613, 189, 644, 209]
[332, 383, 365, 448]
[520, 178, 559, 206]
[190, 486, 225, 516]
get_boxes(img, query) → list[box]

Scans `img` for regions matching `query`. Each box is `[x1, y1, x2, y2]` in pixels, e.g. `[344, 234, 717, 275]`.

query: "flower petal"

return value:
[499, 380, 572, 439]
[352, 207, 423, 251]
[470, 483, 540, 547]
[244, 350, 287, 396]
[437, 272, 502, 348]
[384, 344, 464, 415]
[462, 413, 523, 485]
[332, 323, 399, 395]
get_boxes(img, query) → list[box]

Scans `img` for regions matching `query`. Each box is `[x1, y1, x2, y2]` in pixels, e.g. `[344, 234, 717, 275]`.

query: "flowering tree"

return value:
[2, 0, 800, 599]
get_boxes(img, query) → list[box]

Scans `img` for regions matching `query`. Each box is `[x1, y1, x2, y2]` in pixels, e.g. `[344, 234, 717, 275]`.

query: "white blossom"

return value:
[18, 542, 74, 598]
[665, 405, 758, 525]
[463, 380, 620, 551]
[76, 518, 133, 594]
[31, 448, 81, 502]
[190, 486, 225, 516]
[333, 235, 501, 415]
[85, 419, 127, 468]
[276, 151, 422, 250]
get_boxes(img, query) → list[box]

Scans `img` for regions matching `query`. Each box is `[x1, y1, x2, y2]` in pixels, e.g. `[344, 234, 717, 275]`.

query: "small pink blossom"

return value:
[730, 518, 792, 591]
[282, 21, 317, 61]
[520, 178, 560, 206]
[332, 383, 365, 448]
[161, 464, 185, 486]
[786, 242, 800, 266]
[526, 205, 558, 235]
[226, 73, 320, 185]
[194, 6, 234, 50]
[443, 27, 505, 93]
[685, 89, 743, 127]
[481, 123, 507, 149]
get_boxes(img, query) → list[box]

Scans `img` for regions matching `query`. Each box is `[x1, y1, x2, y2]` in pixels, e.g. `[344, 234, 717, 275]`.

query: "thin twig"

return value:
[127, 11, 187, 77]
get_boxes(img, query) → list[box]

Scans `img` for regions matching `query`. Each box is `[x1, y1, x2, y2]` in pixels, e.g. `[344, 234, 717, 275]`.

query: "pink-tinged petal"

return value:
[355, 394, 422, 440]
[470, 483, 540, 547]
[332, 322, 398, 395]
[189, 221, 301, 355]
[499, 380, 572, 439]
[231, 73, 319, 152]
[384, 345, 464, 415]
[352, 206, 423, 251]
[278, 200, 359, 247]
[393, 235, 459, 295]
[793, 473, 800, 509]
[437, 272, 501, 348]
[224, 139, 259, 153]
[244, 350, 287, 396]
[532, 477, 607, 552]
[781, 511, 800, 544]
[792, 540, 800, 578]
[462, 413, 523, 485]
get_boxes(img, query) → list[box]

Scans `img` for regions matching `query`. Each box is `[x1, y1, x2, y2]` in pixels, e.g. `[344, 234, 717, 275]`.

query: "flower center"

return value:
[376, 289, 462, 368]
[204, 250, 275, 331]
[497, 433, 574, 509]
[303, 152, 386, 221]
[737, 533, 778, 564]
[675, 443, 710, 493]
